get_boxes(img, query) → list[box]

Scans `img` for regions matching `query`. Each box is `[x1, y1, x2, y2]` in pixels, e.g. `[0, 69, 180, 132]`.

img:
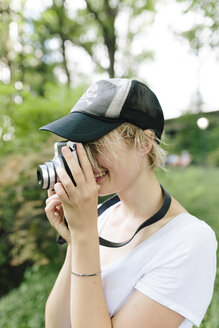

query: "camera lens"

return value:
[37, 146, 77, 190]
[37, 167, 44, 187]
[37, 164, 49, 189]
[37, 161, 56, 190]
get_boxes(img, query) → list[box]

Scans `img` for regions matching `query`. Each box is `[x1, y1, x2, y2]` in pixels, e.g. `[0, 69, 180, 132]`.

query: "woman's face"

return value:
[92, 138, 149, 196]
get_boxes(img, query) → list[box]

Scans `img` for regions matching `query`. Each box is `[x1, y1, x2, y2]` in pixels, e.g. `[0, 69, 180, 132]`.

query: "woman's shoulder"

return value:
[168, 197, 215, 237]
[166, 210, 217, 255]
[174, 210, 215, 235]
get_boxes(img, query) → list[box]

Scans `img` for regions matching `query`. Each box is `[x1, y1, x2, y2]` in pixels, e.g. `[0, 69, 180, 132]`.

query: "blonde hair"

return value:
[84, 123, 167, 172]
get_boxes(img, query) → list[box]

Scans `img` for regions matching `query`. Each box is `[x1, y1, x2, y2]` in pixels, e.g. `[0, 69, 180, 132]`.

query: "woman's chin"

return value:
[97, 185, 115, 198]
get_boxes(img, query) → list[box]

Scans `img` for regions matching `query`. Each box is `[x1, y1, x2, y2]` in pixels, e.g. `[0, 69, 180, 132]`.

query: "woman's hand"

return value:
[54, 143, 98, 241]
[45, 189, 71, 244]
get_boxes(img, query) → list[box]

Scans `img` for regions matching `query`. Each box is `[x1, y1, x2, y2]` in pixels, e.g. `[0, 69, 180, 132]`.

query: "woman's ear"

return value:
[140, 129, 155, 155]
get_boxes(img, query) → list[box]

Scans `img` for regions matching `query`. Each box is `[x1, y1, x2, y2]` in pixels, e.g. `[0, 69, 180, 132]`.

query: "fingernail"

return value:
[77, 143, 83, 151]
[62, 146, 69, 153]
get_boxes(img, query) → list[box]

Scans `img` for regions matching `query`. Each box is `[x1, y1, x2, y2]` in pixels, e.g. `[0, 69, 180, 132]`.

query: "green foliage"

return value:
[176, 0, 219, 52]
[0, 0, 159, 92]
[208, 148, 219, 167]
[0, 147, 59, 295]
[165, 112, 219, 166]
[0, 264, 60, 328]
[0, 82, 86, 155]
[156, 166, 219, 230]
[0, 82, 86, 295]
[165, 114, 201, 163]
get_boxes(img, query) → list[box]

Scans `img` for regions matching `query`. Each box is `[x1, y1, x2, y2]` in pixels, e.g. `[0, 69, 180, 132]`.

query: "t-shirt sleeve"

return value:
[135, 221, 218, 327]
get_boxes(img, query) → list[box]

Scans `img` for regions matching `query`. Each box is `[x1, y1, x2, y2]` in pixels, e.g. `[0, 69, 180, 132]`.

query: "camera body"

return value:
[37, 141, 79, 190]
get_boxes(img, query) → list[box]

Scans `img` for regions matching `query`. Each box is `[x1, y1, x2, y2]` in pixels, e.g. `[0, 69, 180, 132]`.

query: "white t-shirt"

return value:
[98, 202, 217, 328]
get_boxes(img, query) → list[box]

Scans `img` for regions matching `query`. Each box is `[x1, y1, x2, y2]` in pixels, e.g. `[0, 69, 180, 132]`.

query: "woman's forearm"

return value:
[45, 245, 72, 328]
[70, 229, 112, 328]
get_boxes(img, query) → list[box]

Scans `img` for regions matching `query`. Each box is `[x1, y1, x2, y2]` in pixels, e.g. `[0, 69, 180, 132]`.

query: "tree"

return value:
[32, 0, 157, 82]
[0, 0, 159, 93]
[0, 1, 20, 83]
[172, 0, 219, 112]
[175, 0, 219, 52]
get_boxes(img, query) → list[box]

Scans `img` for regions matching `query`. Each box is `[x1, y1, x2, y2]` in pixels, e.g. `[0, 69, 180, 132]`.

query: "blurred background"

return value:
[0, 0, 218, 327]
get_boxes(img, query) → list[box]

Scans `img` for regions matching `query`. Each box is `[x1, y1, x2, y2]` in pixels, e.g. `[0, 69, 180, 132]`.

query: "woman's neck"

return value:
[117, 169, 164, 220]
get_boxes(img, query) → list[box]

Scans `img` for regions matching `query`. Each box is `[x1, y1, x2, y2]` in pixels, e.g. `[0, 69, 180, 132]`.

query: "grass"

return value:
[156, 166, 219, 233]
[0, 166, 218, 328]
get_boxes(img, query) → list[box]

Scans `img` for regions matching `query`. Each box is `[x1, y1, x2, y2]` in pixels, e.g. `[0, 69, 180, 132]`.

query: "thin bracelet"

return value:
[71, 270, 101, 277]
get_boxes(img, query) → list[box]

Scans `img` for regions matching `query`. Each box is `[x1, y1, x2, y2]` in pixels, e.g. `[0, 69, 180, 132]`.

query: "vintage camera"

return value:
[37, 141, 79, 190]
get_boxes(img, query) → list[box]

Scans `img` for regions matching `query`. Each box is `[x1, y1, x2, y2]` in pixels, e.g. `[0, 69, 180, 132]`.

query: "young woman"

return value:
[41, 79, 217, 328]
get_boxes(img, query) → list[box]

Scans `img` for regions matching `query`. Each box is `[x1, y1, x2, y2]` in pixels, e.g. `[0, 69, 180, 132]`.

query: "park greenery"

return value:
[0, 0, 219, 327]
[165, 111, 219, 167]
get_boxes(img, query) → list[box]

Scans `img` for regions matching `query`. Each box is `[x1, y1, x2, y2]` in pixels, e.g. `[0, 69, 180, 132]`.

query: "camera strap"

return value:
[98, 185, 171, 248]
[57, 185, 171, 248]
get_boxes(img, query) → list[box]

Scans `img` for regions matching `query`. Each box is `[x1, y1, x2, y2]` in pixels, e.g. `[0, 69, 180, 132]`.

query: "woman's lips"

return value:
[93, 170, 108, 183]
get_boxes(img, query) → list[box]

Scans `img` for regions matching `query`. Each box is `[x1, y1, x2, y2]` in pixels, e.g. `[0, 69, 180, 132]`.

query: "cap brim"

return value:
[39, 112, 123, 143]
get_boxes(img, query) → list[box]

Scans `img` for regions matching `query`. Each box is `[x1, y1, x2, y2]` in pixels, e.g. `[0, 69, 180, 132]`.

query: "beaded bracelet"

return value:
[71, 270, 101, 277]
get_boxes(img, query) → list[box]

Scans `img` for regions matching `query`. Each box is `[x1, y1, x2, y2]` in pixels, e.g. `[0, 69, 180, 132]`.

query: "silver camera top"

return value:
[54, 141, 78, 161]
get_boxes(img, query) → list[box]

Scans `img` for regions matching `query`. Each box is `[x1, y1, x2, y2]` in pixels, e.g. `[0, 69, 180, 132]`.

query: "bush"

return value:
[0, 82, 86, 295]
[208, 148, 219, 167]
[0, 82, 86, 155]
[0, 264, 60, 328]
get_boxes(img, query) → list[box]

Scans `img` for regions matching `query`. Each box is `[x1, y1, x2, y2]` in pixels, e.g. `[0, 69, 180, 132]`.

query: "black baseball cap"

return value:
[40, 79, 164, 142]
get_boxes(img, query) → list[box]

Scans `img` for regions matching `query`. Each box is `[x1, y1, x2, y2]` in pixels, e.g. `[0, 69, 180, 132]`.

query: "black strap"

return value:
[57, 185, 171, 248]
[98, 185, 171, 248]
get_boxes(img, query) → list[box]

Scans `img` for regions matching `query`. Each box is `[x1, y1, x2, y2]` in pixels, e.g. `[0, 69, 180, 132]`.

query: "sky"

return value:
[136, 1, 219, 119]
[9, 0, 219, 119]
